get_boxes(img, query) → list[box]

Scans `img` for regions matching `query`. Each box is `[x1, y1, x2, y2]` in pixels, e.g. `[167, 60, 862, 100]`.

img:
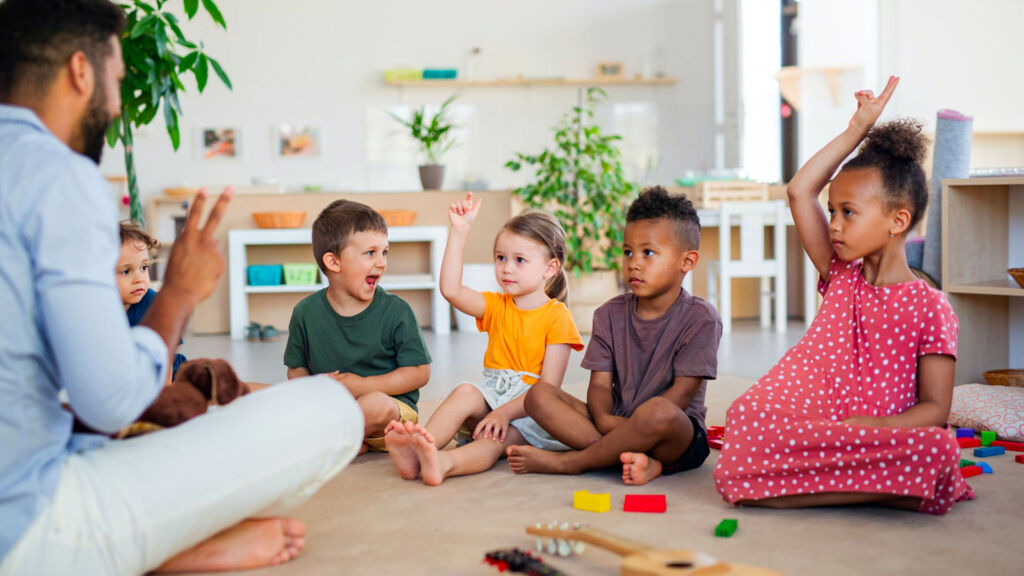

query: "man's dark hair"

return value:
[0, 0, 125, 99]
[626, 185, 701, 249]
[312, 200, 388, 274]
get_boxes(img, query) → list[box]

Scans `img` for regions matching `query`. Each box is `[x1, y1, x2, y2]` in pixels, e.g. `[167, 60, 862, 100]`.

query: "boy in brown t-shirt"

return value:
[507, 186, 722, 484]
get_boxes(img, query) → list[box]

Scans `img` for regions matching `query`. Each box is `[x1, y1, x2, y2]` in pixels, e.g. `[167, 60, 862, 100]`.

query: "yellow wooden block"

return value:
[573, 490, 611, 513]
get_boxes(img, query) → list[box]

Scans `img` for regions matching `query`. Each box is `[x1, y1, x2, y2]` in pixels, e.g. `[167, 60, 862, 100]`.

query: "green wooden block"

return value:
[715, 518, 738, 537]
[959, 458, 976, 468]
[981, 431, 996, 446]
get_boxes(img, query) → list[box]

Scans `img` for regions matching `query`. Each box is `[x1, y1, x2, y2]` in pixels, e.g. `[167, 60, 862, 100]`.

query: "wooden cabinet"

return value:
[942, 177, 1024, 385]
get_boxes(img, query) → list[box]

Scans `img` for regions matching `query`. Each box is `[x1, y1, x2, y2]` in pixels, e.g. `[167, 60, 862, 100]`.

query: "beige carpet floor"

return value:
[200, 375, 1022, 576]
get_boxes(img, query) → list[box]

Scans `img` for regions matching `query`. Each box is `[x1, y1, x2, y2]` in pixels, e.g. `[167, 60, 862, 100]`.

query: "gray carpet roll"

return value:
[923, 109, 973, 287]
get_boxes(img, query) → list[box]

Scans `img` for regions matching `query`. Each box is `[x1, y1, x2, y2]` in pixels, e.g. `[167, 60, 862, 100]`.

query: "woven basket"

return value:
[984, 369, 1024, 387]
[252, 211, 306, 228]
[1009, 268, 1024, 288]
[378, 209, 417, 227]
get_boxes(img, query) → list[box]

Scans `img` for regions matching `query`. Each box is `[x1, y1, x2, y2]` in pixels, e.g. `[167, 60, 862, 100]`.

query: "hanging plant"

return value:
[106, 0, 232, 224]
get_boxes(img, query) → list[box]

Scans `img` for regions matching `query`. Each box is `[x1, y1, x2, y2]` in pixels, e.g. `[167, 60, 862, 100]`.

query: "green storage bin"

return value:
[283, 263, 319, 285]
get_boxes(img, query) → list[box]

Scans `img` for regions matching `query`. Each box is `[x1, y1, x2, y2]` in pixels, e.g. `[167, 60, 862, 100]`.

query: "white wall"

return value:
[100, 0, 729, 203]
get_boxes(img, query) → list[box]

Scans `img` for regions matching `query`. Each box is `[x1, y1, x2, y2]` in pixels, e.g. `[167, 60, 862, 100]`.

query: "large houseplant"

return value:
[389, 94, 457, 190]
[505, 88, 637, 330]
[106, 0, 232, 224]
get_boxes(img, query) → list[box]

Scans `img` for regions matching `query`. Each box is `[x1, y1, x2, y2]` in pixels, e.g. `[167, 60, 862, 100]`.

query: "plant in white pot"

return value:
[505, 88, 638, 332]
[389, 94, 458, 190]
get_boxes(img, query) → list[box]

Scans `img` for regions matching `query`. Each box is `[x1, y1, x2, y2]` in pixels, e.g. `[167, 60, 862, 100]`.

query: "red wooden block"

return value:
[1015, 454, 1024, 464]
[624, 494, 667, 513]
[991, 440, 1024, 452]
[707, 426, 725, 439]
[960, 465, 983, 478]
[708, 437, 724, 450]
[957, 438, 981, 449]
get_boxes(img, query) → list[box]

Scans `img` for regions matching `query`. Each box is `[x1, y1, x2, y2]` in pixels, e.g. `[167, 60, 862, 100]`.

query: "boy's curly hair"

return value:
[841, 118, 930, 231]
[119, 220, 159, 252]
[626, 185, 701, 250]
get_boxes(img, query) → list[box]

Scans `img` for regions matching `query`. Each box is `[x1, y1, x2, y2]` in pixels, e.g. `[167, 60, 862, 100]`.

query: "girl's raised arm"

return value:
[440, 192, 487, 318]
[788, 75, 899, 277]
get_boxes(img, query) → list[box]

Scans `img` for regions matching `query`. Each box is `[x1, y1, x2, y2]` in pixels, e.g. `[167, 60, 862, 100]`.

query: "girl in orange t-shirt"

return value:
[385, 193, 583, 486]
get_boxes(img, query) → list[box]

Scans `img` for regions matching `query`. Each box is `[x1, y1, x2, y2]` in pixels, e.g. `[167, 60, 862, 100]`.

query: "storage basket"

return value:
[252, 211, 306, 229]
[247, 264, 283, 286]
[283, 263, 319, 285]
[984, 370, 1024, 387]
[1009, 268, 1024, 288]
[377, 209, 417, 227]
[695, 181, 768, 209]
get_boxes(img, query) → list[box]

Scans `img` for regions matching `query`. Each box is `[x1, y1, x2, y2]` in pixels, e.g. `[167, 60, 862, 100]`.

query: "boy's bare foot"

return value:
[155, 517, 306, 573]
[410, 427, 448, 486]
[385, 420, 420, 480]
[506, 445, 573, 475]
[620, 452, 662, 485]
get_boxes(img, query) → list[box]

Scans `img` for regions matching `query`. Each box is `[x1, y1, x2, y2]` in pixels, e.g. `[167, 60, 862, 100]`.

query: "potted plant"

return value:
[505, 88, 638, 332]
[107, 0, 232, 224]
[389, 95, 458, 190]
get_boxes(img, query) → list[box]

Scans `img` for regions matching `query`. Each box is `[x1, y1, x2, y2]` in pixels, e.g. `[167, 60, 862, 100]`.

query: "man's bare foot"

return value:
[155, 517, 306, 573]
[410, 428, 448, 486]
[385, 420, 420, 480]
[620, 452, 662, 485]
[506, 445, 575, 475]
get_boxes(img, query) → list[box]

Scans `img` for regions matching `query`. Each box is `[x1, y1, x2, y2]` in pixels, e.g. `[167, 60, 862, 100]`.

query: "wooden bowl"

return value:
[1009, 268, 1024, 288]
[252, 211, 307, 229]
[378, 209, 417, 227]
[984, 369, 1024, 387]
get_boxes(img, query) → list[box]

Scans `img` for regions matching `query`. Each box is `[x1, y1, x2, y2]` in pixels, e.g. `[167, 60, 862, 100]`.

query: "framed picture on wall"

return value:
[596, 61, 624, 78]
[275, 124, 320, 158]
[196, 127, 240, 160]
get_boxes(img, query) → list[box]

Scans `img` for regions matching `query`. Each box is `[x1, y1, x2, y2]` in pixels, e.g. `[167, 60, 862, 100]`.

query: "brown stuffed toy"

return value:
[71, 358, 251, 438]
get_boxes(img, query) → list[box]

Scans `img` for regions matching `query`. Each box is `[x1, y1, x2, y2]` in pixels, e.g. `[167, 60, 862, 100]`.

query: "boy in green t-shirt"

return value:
[285, 200, 431, 454]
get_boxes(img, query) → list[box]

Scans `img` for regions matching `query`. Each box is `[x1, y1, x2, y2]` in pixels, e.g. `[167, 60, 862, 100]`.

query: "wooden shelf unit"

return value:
[942, 177, 1024, 385]
[385, 76, 677, 88]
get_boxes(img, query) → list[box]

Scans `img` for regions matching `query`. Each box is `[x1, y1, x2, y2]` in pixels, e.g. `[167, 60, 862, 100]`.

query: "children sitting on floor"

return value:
[284, 200, 431, 454]
[385, 192, 583, 485]
[505, 186, 722, 484]
[117, 221, 186, 380]
[712, 76, 973, 514]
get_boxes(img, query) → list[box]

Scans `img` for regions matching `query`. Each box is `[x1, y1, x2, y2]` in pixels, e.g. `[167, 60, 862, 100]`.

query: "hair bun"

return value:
[860, 118, 928, 163]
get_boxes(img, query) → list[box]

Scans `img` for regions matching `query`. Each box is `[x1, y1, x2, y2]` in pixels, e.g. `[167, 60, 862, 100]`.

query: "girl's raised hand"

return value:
[849, 75, 899, 133]
[448, 192, 483, 231]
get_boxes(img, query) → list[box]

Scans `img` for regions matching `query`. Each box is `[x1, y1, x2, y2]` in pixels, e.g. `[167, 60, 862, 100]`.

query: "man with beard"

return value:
[0, 1, 363, 574]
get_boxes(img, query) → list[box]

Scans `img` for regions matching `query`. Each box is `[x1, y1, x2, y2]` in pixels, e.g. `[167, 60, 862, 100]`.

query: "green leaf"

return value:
[208, 57, 232, 89]
[201, 0, 227, 28]
[154, 24, 168, 57]
[163, 103, 180, 149]
[130, 14, 157, 38]
[178, 50, 199, 71]
[194, 53, 209, 91]
[184, 0, 199, 19]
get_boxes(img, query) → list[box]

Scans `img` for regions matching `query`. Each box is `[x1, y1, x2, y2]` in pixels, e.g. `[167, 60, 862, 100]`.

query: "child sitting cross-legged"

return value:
[385, 192, 583, 485]
[506, 186, 722, 484]
[285, 200, 431, 454]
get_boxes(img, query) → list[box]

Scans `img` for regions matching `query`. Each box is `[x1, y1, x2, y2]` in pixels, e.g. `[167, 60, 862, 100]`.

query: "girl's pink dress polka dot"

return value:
[713, 253, 974, 514]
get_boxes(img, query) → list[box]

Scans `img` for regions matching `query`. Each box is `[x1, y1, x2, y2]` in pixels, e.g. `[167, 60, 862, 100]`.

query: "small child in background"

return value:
[507, 186, 721, 484]
[117, 221, 186, 380]
[385, 192, 583, 485]
[285, 200, 431, 454]
[713, 76, 974, 514]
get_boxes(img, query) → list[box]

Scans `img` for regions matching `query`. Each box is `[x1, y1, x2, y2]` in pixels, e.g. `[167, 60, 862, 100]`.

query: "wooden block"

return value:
[957, 438, 981, 449]
[991, 440, 1024, 452]
[1015, 454, 1024, 464]
[959, 458, 975, 468]
[715, 518, 738, 537]
[573, 490, 610, 513]
[977, 462, 994, 474]
[973, 446, 1005, 458]
[624, 494, 667, 513]
[981, 430, 996, 446]
[955, 428, 974, 438]
[961, 465, 983, 478]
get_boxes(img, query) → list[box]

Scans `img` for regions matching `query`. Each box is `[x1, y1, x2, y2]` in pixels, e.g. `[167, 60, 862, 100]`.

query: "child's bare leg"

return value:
[413, 425, 525, 486]
[524, 382, 602, 449]
[358, 391, 399, 440]
[154, 517, 306, 573]
[508, 397, 691, 477]
[422, 383, 490, 448]
[385, 420, 420, 480]
[739, 493, 923, 511]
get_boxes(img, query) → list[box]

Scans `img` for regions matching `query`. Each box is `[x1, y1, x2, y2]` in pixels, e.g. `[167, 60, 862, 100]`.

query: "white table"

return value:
[694, 208, 818, 327]
[228, 227, 449, 340]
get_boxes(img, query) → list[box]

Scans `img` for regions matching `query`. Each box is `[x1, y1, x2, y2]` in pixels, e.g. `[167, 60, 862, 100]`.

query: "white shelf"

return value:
[229, 228, 449, 340]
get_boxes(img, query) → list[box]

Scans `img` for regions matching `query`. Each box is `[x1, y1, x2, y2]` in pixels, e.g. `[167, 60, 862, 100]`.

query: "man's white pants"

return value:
[0, 375, 362, 575]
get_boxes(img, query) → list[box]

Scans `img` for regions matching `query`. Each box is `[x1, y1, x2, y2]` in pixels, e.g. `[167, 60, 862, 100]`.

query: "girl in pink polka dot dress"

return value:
[713, 76, 974, 514]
